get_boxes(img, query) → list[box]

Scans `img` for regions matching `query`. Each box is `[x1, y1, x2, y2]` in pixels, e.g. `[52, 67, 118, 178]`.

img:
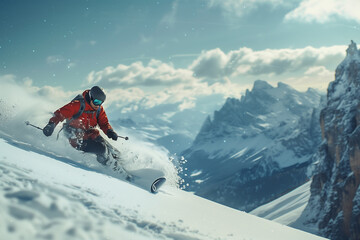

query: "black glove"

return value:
[107, 129, 118, 141]
[43, 122, 56, 137]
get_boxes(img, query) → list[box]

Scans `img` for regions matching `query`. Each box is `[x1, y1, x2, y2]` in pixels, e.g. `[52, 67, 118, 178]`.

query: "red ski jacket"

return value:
[49, 90, 113, 140]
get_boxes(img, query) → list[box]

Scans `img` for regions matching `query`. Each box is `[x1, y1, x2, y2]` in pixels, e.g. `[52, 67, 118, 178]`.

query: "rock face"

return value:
[303, 41, 360, 240]
[182, 80, 323, 211]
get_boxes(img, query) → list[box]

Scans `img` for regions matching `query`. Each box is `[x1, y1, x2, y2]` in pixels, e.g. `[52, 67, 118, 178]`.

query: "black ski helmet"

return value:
[89, 86, 106, 103]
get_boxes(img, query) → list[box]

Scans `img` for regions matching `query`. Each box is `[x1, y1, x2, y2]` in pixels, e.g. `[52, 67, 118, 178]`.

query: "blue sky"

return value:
[1, 0, 359, 110]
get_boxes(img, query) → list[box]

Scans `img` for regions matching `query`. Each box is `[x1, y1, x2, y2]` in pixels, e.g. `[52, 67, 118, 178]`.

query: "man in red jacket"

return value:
[42, 86, 118, 165]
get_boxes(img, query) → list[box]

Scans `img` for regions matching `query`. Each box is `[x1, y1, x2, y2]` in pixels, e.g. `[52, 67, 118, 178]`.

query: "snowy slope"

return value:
[0, 136, 327, 240]
[251, 181, 311, 224]
[250, 181, 316, 233]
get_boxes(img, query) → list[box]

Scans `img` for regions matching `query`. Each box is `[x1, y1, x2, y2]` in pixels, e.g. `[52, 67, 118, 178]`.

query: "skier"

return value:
[42, 86, 119, 165]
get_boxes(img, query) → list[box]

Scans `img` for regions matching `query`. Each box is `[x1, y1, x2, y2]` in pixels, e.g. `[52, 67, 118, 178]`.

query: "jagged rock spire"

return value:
[346, 40, 358, 56]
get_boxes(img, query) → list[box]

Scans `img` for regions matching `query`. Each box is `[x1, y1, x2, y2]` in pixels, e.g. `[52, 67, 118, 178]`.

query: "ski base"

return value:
[126, 168, 166, 193]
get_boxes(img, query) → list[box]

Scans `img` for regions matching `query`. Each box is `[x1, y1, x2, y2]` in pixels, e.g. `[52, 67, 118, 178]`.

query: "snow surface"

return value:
[251, 181, 312, 228]
[0, 136, 327, 240]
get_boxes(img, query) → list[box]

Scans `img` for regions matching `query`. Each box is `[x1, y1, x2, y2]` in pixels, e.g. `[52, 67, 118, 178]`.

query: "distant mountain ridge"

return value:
[182, 80, 324, 211]
[111, 94, 226, 155]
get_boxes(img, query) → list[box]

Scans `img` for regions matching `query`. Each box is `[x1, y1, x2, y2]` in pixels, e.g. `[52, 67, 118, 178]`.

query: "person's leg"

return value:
[80, 136, 130, 178]
[79, 136, 110, 165]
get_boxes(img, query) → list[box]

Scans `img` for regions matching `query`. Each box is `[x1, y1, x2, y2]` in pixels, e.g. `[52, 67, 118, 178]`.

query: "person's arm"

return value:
[43, 101, 80, 137]
[50, 101, 81, 125]
[98, 108, 118, 140]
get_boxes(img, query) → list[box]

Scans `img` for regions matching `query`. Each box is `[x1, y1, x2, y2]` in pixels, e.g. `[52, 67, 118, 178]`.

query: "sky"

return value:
[1, 0, 360, 115]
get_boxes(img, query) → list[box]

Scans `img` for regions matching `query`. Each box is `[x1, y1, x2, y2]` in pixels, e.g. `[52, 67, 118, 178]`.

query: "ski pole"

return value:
[25, 121, 43, 131]
[26, 121, 129, 140]
[117, 135, 129, 141]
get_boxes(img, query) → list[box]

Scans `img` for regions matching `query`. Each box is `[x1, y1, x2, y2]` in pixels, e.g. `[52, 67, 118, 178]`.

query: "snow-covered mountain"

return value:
[0, 132, 327, 240]
[182, 80, 324, 211]
[109, 94, 226, 155]
[299, 41, 360, 240]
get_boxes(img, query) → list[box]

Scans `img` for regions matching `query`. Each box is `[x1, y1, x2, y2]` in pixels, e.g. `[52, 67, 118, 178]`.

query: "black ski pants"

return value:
[64, 125, 109, 165]
[79, 136, 106, 157]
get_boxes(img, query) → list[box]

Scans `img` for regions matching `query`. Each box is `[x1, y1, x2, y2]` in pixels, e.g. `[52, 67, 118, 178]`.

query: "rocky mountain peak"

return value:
[328, 41, 360, 101]
[252, 80, 274, 91]
[184, 79, 323, 211]
[195, 80, 321, 142]
[303, 41, 360, 240]
[346, 40, 359, 57]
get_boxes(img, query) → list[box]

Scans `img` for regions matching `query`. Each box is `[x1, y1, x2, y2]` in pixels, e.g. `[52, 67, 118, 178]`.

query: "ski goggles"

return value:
[92, 98, 103, 106]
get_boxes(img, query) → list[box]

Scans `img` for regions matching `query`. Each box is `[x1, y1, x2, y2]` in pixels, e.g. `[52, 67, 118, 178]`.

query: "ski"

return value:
[104, 140, 166, 193]
[126, 168, 166, 193]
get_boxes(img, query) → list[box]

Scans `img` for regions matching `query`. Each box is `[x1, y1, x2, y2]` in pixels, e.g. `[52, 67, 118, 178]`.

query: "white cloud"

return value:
[191, 48, 228, 79]
[285, 65, 334, 91]
[206, 0, 290, 17]
[160, 0, 179, 27]
[190, 45, 345, 79]
[46, 55, 65, 64]
[178, 99, 196, 111]
[86, 59, 197, 88]
[3, 39, 344, 130]
[85, 44, 347, 111]
[305, 66, 332, 76]
[206, 0, 360, 24]
[46, 55, 76, 70]
[107, 87, 145, 103]
[285, 0, 360, 23]
[104, 78, 244, 115]
[138, 81, 243, 109]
